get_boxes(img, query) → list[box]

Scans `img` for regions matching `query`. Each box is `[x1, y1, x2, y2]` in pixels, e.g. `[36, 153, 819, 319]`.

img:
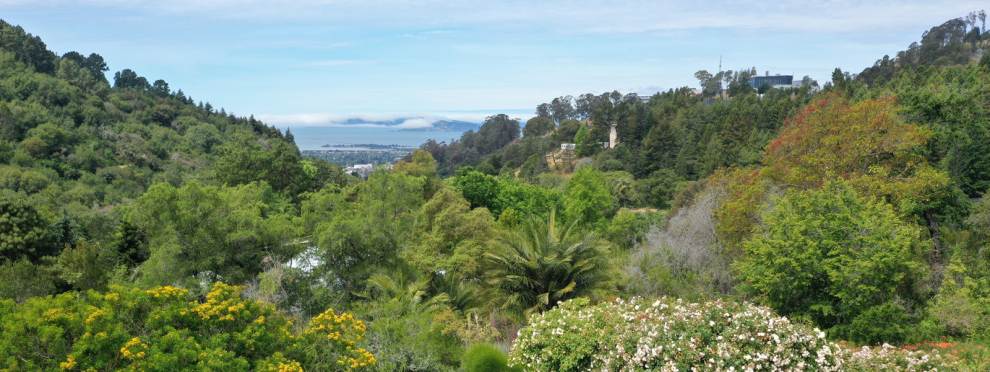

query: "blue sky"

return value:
[2, 1, 985, 125]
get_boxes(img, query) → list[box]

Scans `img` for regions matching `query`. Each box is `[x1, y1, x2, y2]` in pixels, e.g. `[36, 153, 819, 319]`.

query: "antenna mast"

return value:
[717, 55, 723, 96]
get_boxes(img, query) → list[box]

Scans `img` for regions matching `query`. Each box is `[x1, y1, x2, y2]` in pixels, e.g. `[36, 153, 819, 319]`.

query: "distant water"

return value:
[287, 126, 466, 150]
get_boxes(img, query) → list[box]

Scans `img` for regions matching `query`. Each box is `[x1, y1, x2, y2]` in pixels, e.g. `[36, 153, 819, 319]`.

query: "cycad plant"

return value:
[485, 211, 609, 316]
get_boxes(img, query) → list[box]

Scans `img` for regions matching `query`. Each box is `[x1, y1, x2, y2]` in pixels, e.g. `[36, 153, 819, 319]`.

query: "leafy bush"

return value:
[844, 344, 953, 371]
[510, 297, 956, 371]
[510, 297, 844, 371]
[603, 209, 655, 250]
[462, 343, 520, 372]
[736, 180, 925, 337]
[0, 283, 375, 370]
[837, 303, 911, 345]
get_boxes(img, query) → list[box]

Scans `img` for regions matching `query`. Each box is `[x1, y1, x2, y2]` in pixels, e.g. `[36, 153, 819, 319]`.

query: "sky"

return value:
[1, 0, 986, 126]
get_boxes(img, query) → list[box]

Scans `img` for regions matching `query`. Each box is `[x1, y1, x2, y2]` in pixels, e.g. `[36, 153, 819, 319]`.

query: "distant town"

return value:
[301, 143, 414, 168]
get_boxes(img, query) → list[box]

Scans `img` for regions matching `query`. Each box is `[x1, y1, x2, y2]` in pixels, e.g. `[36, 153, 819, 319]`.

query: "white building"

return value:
[345, 163, 374, 178]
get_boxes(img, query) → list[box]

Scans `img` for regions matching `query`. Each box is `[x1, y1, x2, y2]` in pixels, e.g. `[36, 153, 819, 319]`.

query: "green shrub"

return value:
[837, 303, 910, 345]
[510, 297, 844, 371]
[462, 343, 520, 372]
[510, 297, 956, 371]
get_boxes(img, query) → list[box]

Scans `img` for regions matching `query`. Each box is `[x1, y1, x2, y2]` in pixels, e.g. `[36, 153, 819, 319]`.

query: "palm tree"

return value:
[485, 211, 609, 316]
[362, 272, 449, 314]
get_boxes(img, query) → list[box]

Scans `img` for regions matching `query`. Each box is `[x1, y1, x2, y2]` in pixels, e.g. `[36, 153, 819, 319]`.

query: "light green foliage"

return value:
[451, 170, 561, 221]
[308, 171, 426, 296]
[356, 274, 464, 371]
[126, 181, 300, 287]
[603, 209, 658, 250]
[562, 166, 616, 228]
[462, 343, 520, 372]
[573, 125, 595, 157]
[737, 181, 925, 339]
[924, 255, 990, 339]
[404, 186, 496, 280]
[0, 283, 376, 371]
[394, 149, 438, 179]
[485, 212, 610, 316]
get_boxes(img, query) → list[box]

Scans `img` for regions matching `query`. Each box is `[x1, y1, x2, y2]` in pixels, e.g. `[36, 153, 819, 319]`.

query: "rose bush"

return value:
[510, 297, 953, 371]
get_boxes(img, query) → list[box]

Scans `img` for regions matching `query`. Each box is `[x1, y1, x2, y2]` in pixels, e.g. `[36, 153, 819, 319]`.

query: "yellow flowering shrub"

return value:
[0, 283, 375, 371]
[299, 308, 376, 371]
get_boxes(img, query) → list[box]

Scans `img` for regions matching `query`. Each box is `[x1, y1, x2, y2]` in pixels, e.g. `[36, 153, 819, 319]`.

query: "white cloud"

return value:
[395, 118, 433, 129]
[255, 110, 533, 128]
[11, 0, 985, 34]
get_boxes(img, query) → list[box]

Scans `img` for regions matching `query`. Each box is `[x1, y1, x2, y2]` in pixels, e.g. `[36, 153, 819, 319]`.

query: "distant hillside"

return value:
[399, 119, 480, 132]
[313, 116, 481, 132]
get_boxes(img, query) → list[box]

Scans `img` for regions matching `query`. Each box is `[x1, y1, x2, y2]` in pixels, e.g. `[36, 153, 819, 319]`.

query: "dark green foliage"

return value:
[212, 133, 307, 195]
[0, 20, 56, 74]
[0, 195, 54, 262]
[113, 68, 149, 90]
[838, 303, 912, 345]
[423, 115, 520, 175]
[858, 11, 987, 86]
[485, 212, 610, 315]
[523, 116, 554, 137]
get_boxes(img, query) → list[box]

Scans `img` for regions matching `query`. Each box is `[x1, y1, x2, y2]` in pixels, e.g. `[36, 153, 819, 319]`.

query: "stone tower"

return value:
[608, 123, 618, 149]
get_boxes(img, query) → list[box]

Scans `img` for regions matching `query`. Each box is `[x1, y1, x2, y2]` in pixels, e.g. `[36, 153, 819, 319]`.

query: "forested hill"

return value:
[0, 19, 345, 286]
[424, 11, 990, 205]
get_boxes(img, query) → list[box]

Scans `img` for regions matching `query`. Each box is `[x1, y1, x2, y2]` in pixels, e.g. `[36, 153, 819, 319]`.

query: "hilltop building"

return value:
[749, 74, 799, 90]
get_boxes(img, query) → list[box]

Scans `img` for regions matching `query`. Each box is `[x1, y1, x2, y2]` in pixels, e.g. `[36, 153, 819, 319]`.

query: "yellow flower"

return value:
[59, 355, 76, 370]
[276, 361, 303, 372]
[120, 337, 148, 360]
[145, 285, 189, 299]
[85, 308, 106, 325]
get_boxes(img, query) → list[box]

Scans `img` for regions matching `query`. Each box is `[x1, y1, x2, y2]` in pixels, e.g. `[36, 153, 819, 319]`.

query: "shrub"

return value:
[462, 343, 520, 372]
[0, 283, 375, 370]
[844, 344, 953, 371]
[510, 297, 844, 371]
[510, 297, 956, 371]
[736, 181, 924, 335]
[838, 303, 911, 345]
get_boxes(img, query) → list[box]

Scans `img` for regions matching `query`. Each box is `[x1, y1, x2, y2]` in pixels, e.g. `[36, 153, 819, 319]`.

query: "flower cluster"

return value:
[511, 297, 956, 371]
[59, 355, 76, 370]
[305, 309, 367, 346]
[338, 348, 377, 370]
[274, 360, 303, 372]
[844, 344, 952, 371]
[119, 337, 148, 360]
[192, 282, 248, 321]
[511, 297, 844, 371]
[305, 308, 376, 370]
[145, 285, 189, 299]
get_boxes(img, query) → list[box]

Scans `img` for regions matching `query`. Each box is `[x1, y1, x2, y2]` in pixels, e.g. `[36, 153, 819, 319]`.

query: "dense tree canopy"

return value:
[4, 12, 990, 370]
